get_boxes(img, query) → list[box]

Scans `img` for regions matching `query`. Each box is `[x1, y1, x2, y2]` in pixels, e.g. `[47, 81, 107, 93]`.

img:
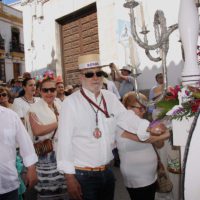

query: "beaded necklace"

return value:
[22, 96, 36, 104]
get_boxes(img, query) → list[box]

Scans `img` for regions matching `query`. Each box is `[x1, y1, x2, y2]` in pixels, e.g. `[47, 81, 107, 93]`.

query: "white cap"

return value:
[120, 65, 132, 73]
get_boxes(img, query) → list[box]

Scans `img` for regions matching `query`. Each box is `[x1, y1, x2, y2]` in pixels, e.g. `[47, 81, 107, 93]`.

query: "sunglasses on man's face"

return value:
[0, 93, 7, 97]
[41, 88, 56, 93]
[82, 71, 104, 78]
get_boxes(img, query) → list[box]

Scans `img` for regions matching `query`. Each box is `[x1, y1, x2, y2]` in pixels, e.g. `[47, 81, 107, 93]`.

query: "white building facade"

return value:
[21, 0, 183, 89]
[0, 1, 25, 82]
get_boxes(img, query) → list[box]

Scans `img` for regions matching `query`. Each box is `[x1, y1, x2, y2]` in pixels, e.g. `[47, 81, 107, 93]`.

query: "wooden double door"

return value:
[58, 3, 99, 86]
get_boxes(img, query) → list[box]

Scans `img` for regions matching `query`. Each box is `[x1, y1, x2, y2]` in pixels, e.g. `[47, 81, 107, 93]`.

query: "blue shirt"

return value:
[118, 76, 134, 98]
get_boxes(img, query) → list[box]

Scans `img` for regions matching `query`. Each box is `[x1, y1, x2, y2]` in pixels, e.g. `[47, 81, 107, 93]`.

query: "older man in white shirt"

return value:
[57, 54, 165, 200]
[57, 54, 126, 200]
[0, 106, 38, 200]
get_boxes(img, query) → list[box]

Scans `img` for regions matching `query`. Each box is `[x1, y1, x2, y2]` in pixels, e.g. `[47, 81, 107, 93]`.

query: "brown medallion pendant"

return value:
[93, 127, 102, 139]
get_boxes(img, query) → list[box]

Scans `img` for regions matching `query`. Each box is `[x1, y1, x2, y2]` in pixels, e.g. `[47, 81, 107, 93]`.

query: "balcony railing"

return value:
[10, 42, 24, 53]
[0, 40, 5, 50]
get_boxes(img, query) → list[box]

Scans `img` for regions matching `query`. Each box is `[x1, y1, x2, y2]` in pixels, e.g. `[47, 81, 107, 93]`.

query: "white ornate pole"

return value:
[179, 0, 200, 85]
[174, 0, 200, 169]
[178, 0, 200, 199]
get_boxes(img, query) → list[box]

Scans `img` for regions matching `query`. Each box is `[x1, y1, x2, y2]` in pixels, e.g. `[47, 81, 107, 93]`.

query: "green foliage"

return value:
[156, 99, 179, 113]
[170, 109, 195, 121]
[192, 92, 200, 99]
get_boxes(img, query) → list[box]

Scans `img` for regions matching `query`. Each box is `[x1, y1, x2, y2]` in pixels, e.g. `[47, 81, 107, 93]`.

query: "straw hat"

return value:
[17, 76, 23, 82]
[78, 54, 108, 70]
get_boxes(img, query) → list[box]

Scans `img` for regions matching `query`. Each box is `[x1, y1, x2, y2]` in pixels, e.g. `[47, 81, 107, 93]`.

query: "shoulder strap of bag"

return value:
[152, 144, 161, 162]
[51, 103, 59, 140]
[51, 128, 57, 140]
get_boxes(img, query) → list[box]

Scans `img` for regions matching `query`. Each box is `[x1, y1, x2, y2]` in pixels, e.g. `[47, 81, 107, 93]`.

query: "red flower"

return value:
[191, 99, 200, 113]
[165, 85, 181, 100]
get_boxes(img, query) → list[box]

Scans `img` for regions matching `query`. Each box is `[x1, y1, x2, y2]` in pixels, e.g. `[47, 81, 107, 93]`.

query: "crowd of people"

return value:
[0, 53, 181, 200]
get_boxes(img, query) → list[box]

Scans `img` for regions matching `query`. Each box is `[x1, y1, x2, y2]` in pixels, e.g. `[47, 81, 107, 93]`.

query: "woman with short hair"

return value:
[0, 87, 12, 108]
[116, 91, 170, 200]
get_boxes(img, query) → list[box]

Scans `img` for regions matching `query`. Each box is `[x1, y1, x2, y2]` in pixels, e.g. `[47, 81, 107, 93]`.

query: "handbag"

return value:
[153, 145, 173, 193]
[34, 103, 58, 156]
[34, 129, 56, 156]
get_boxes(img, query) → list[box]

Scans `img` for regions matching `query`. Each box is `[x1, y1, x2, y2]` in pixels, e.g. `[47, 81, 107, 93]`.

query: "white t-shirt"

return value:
[106, 80, 121, 99]
[116, 110, 157, 188]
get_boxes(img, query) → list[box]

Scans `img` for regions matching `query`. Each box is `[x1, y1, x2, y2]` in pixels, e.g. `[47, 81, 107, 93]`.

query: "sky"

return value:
[2, 0, 19, 4]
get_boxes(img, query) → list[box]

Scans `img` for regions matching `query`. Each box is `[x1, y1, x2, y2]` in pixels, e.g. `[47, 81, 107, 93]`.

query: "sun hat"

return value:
[78, 54, 108, 70]
[120, 65, 132, 73]
[17, 76, 23, 82]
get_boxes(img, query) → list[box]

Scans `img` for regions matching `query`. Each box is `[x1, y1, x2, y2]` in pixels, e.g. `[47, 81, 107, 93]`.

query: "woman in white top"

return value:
[12, 78, 39, 122]
[27, 77, 67, 200]
[116, 92, 170, 200]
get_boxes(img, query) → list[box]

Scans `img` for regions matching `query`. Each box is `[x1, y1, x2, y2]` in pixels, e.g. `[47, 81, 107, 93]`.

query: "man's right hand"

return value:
[65, 174, 83, 200]
[26, 165, 38, 189]
[109, 63, 116, 71]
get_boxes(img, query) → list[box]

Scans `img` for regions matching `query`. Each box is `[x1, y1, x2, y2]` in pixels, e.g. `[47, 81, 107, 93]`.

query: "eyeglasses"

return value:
[82, 71, 104, 78]
[0, 93, 7, 97]
[131, 105, 146, 112]
[41, 88, 56, 93]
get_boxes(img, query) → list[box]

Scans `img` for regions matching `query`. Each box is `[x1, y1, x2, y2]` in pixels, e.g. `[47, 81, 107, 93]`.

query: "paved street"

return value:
[113, 166, 130, 200]
[24, 165, 130, 200]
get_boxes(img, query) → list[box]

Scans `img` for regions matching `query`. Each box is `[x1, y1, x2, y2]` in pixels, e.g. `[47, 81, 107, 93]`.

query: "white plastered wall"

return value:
[22, 0, 183, 89]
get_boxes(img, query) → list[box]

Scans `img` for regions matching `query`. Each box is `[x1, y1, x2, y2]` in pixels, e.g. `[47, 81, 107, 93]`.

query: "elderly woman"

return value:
[27, 77, 67, 199]
[0, 87, 12, 108]
[115, 91, 170, 200]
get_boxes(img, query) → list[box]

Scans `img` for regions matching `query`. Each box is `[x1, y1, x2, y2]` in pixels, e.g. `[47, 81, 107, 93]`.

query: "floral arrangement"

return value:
[43, 70, 55, 81]
[34, 71, 63, 85]
[156, 46, 200, 120]
[156, 84, 200, 120]
[34, 75, 42, 83]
